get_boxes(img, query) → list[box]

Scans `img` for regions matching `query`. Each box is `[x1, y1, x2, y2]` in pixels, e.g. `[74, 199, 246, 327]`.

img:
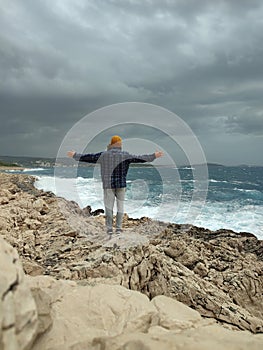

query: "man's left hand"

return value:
[155, 151, 164, 158]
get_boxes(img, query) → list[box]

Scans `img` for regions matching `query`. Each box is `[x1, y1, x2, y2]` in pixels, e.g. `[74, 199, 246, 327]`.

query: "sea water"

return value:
[8, 165, 263, 239]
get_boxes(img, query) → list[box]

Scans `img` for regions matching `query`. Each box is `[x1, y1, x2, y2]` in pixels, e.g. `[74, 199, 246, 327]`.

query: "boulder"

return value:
[0, 236, 38, 350]
[151, 294, 202, 331]
[27, 277, 158, 350]
[26, 276, 263, 350]
[92, 325, 263, 350]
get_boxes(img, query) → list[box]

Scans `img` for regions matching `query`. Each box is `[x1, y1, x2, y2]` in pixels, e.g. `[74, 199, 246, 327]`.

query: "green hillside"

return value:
[0, 160, 20, 167]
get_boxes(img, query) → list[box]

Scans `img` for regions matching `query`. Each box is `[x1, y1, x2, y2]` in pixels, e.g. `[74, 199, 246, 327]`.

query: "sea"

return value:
[5, 164, 263, 240]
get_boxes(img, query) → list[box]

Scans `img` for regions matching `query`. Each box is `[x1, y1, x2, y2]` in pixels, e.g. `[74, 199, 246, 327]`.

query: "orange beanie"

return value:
[110, 135, 122, 145]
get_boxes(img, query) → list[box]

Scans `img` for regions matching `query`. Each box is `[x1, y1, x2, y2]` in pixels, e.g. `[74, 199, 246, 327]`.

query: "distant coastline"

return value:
[0, 155, 262, 169]
[0, 166, 25, 170]
[0, 159, 24, 170]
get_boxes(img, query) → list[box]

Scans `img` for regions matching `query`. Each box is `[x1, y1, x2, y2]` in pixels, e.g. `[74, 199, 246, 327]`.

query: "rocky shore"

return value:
[1, 172, 263, 349]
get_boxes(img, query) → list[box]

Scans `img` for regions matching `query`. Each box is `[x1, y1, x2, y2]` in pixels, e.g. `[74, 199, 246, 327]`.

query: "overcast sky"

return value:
[1, 0, 263, 165]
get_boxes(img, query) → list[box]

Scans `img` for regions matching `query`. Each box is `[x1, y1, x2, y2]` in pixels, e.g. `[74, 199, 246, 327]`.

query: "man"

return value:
[67, 135, 163, 235]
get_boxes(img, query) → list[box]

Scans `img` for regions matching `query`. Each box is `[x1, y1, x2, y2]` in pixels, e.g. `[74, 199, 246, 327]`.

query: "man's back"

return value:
[99, 148, 130, 189]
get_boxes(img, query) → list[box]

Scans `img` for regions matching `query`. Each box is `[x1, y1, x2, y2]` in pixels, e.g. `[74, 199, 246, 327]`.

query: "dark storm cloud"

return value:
[225, 114, 263, 135]
[0, 0, 263, 163]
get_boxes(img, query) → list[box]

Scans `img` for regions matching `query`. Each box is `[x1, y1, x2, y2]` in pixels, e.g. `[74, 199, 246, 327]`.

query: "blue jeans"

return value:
[103, 188, 125, 231]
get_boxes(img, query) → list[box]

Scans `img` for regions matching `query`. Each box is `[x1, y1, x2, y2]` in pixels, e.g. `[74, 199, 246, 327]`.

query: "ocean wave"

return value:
[232, 188, 263, 199]
[23, 168, 47, 172]
[210, 179, 228, 183]
[232, 180, 261, 187]
[235, 188, 259, 193]
[180, 179, 195, 182]
[76, 176, 100, 183]
[3, 169, 22, 173]
[34, 171, 263, 240]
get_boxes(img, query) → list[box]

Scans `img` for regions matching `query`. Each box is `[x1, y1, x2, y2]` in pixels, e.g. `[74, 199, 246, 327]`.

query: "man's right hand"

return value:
[67, 151, 76, 158]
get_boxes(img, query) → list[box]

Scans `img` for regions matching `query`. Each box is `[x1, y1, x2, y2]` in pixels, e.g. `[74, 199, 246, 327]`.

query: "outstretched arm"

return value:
[67, 150, 102, 163]
[128, 150, 164, 163]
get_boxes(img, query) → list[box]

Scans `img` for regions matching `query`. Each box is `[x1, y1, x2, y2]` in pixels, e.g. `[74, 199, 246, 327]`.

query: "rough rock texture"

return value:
[92, 325, 263, 350]
[27, 276, 263, 350]
[27, 276, 159, 350]
[0, 236, 39, 350]
[0, 254, 261, 350]
[1, 172, 263, 341]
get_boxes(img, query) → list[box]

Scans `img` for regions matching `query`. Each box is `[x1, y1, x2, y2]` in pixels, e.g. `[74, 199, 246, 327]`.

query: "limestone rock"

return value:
[22, 260, 45, 276]
[0, 236, 38, 350]
[1, 222, 263, 350]
[29, 285, 52, 335]
[25, 276, 263, 350]
[27, 277, 158, 350]
[151, 294, 202, 331]
[92, 325, 263, 350]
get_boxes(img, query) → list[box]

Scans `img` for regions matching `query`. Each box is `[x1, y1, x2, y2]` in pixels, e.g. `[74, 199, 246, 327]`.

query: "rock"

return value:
[151, 294, 202, 331]
[32, 198, 49, 213]
[91, 208, 104, 216]
[92, 324, 263, 350]
[82, 205, 104, 216]
[26, 277, 158, 350]
[0, 236, 38, 350]
[22, 260, 45, 276]
[1, 222, 263, 350]
[193, 261, 209, 277]
[25, 275, 263, 350]
[28, 285, 52, 335]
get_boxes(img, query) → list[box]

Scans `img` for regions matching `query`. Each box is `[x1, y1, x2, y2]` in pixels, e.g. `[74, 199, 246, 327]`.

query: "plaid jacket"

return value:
[74, 147, 156, 189]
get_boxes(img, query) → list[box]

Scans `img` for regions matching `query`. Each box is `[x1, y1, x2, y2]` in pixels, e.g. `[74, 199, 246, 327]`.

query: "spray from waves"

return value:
[35, 175, 263, 240]
[23, 168, 49, 172]
[1, 167, 49, 174]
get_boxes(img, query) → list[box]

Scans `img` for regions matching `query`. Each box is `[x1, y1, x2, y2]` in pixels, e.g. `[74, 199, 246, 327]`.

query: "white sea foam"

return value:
[35, 175, 263, 240]
[4, 169, 20, 173]
[210, 179, 228, 183]
[23, 168, 47, 172]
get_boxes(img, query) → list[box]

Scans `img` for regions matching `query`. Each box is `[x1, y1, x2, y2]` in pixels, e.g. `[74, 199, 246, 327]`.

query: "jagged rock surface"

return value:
[27, 276, 263, 350]
[1, 172, 263, 336]
[0, 236, 39, 350]
[1, 237, 263, 350]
